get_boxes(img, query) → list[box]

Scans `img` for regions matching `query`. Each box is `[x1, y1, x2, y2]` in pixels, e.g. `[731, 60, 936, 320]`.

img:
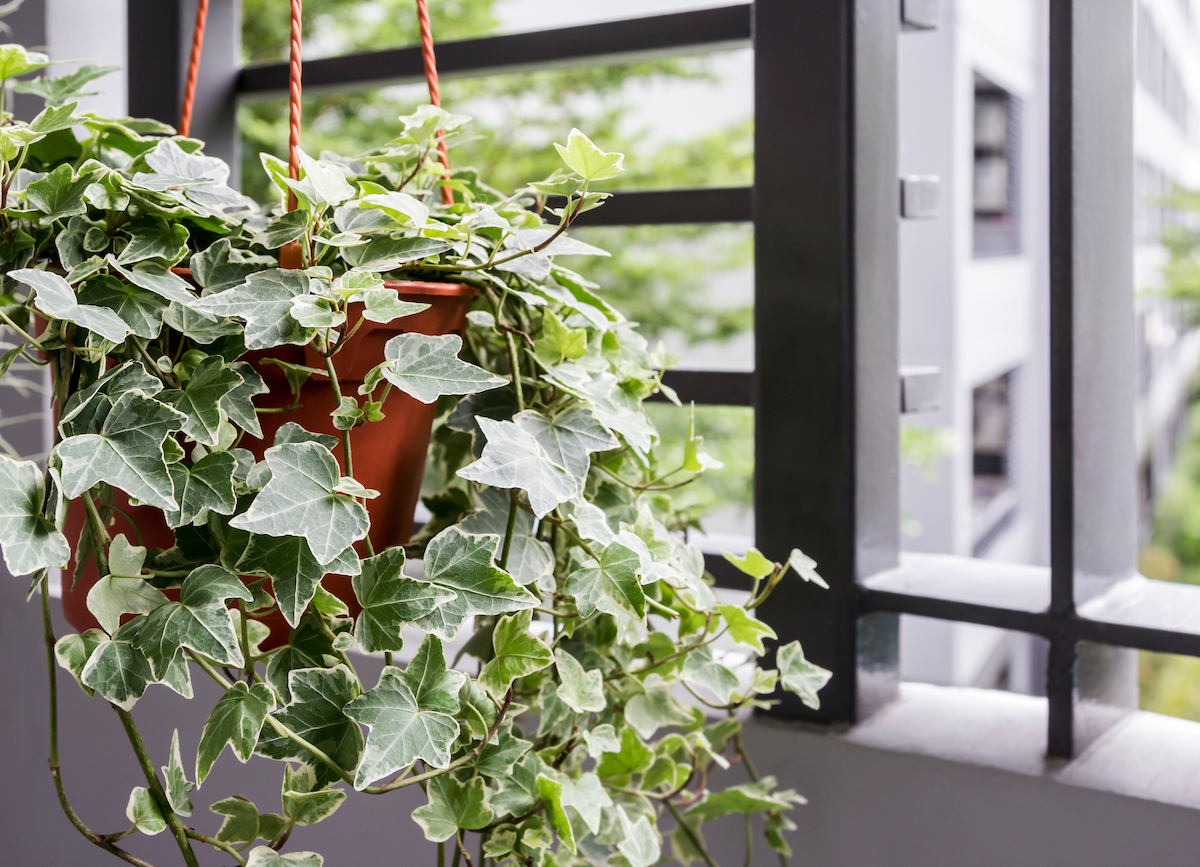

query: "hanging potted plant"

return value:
[0, 10, 833, 867]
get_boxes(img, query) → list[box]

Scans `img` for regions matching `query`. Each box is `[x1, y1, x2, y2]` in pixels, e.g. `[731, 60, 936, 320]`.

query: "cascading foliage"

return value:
[0, 46, 831, 867]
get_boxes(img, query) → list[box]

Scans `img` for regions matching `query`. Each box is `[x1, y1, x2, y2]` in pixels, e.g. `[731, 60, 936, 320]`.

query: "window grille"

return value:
[129, 0, 1192, 761]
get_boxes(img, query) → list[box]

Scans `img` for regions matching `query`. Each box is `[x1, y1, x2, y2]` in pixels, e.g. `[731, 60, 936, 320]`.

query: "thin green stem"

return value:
[322, 355, 355, 479]
[185, 828, 248, 866]
[115, 708, 201, 867]
[665, 799, 719, 867]
[438, 841, 446, 867]
[743, 813, 754, 867]
[504, 332, 525, 411]
[499, 489, 519, 571]
[0, 305, 43, 346]
[238, 599, 255, 683]
[81, 494, 111, 575]
[41, 576, 161, 867]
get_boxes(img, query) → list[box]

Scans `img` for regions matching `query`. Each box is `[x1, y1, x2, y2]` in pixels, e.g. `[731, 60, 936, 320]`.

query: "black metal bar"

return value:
[5, 0, 46, 121]
[237, 5, 753, 96]
[705, 553, 754, 592]
[647, 370, 753, 406]
[549, 187, 753, 227]
[1047, 0, 1076, 761]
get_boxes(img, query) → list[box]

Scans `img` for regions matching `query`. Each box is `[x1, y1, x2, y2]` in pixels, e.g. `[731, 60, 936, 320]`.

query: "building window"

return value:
[972, 75, 1021, 257]
[972, 371, 1018, 555]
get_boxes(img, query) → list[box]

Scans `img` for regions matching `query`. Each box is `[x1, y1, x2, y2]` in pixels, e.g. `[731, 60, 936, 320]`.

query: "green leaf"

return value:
[57, 391, 186, 510]
[342, 236, 451, 270]
[626, 674, 695, 739]
[196, 681, 274, 784]
[473, 720, 532, 777]
[514, 407, 618, 498]
[211, 796, 261, 844]
[381, 333, 506, 404]
[15, 267, 132, 343]
[166, 450, 238, 527]
[235, 534, 326, 628]
[776, 640, 832, 710]
[457, 417, 577, 519]
[717, 605, 777, 655]
[282, 764, 346, 826]
[161, 356, 244, 447]
[358, 288, 428, 324]
[116, 221, 189, 266]
[596, 726, 653, 783]
[460, 487, 553, 587]
[684, 778, 805, 823]
[256, 666, 364, 788]
[554, 648, 605, 714]
[479, 609, 553, 698]
[54, 628, 107, 696]
[126, 786, 166, 835]
[361, 190, 428, 226]
[133, 565, 253, 679]
[79, 620, 154, 710]
[787, 548, 829, 588]
[230, 442, 369, 566]
[58, 360, 163, 437]
[538, 770, 611, 845]
[765, 812, 797, 857]
[0, 456, 69, 576]
[683, 404, 723, 472]
[290, 294, 345, 329]
[410, 526, 538, 639]
[616, 810, 660, 867]
[0, 44, 51, 79]
[342, 635, 465, 788]
[76, 274, 169, 339]
[14, 65, 119, 106]
[106, 256, 197, 306]
[246, 846, 324, 867]
[352, 547, 453, 653]
[681, 646, 740, 705]
[256, 210, 310, 249]
[29, 101, 87, 134]
[536, 311, 587, 362]
[412, 774, 494, 842]
[26, 164, 94, 222]
[536, 774, 576, 853]
[548, 368, 655, 453]
[722, 547, 774, 580]
[221, 361, 268, 438]
[564, 542, 645, 621]
[191, 239, 266, 292]
[191, 268, 317, 350]
[581, 723, 621, 759]
[264, 613, 340, 703]
[553, 129, 625, 181]
[162, 729, 194, 816]
[491, 752, 549, 818]
[287, 149, 355, 209]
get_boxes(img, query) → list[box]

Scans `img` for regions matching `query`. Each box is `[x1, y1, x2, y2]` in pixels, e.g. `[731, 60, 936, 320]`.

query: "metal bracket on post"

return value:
[901, 175, 940, 219]
[900, 367, 941, 413]
[901, 0, 940, 30]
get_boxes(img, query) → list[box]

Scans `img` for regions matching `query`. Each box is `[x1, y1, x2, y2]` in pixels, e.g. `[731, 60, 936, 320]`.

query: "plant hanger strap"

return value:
[178, 0, 210, 137]
[417, 0, 454, 205]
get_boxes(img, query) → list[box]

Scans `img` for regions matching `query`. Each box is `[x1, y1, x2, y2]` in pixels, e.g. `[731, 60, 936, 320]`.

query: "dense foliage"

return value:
[0, 48, 829, 867]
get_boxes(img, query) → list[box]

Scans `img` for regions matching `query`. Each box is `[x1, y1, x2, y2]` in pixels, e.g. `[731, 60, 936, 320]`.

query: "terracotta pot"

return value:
[61, 280, 475, 647]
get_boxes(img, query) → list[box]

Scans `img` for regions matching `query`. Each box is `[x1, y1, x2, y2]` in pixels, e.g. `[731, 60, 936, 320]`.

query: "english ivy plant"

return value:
[0, 47, 831, 867]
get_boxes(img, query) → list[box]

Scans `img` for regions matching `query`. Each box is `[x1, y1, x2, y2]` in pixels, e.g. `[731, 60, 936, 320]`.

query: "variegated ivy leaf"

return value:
[126, 786, 166, 835]
[229, 442, 369, 566]
[342, 236, 452, 271]
[412, 774, 493, 842]
[162, 729, 194, 816]
[190, 268, 317, 350]
[223, 361, 269, 438]
[351, 547, 454, 653]
[616, 809, 661, 867]
[196, 681, 274, 784]
[380, 333, 506, 404]
[161, 356, 244, 447]
[163, 302, 240, 344]
[681, 646, 740, 705]
[361, 190, 428, 227]
[358, 287, 428, 324]
[343, 635, 466, 788]
[57, 391, 186, 510]
[718, 604, 776, 655]
[286, 149, 356, 210]
[684, 778, 805, 823]
[723, 547, 774, 580]
[626, 673, 695, 739]
[211, 796, 263, 845]
[76, 274, 169, 339]
[410, 526, 538, 639]
[554, 128, 625, 182]
[255, 210, 309, 249]
[26, 163, 97, 223]
[86, 561, 167, 636]
[58, 360, 163, 437]
[15, 267, 132, 343]
[457, 417, 577, 519]
[246, 846, 324, 867]
[479, 609, 553, 698]
[776, 640, 832, 710]
[460, 487, 553, 586]
[80, 619, 154, 711]
[281, 765, 346, 827]
[563, 541, 644, 621]
[256, 666, 364, 788]
[116, 221, 190, 267]
[515, 406, 617, 497]
[787, 548, 829, 588]
[106, 255, 197, 306]
[538, 769, 611, 842]
[54, 629, 107, 696]
[144, 138, 229, 184]
[546, 367, 655, 453]
[0, 456, 69, 576]
[190, 238, 267, 293]
[554, 648, 606, 714]
[235, 534, 328, 628]
[132, 565, 253, 679]
[165, 450, 238, 527]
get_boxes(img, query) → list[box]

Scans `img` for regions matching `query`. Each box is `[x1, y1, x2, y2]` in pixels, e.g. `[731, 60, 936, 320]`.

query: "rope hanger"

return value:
[179, 0, 455, 210]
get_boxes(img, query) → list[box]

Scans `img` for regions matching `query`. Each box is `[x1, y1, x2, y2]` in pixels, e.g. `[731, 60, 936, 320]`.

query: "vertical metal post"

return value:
[1048, 0, 1137, 759]
[5, 0, 46, 121]
[127, 0, 240, 180]
[755, 0, 900, 722]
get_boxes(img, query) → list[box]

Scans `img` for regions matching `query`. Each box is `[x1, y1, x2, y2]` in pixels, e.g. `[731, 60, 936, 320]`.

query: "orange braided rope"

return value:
[286, 0, 304, 213]
[417, 0, 454, 205]
[178, 0, 210, 137]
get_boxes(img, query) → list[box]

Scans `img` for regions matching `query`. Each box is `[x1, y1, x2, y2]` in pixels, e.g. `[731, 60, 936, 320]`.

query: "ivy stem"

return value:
[0, 305, 43, 346]
[499, 489, 519, 571]
[438, 841, 446, 867]
[40, 577, 162, 867]
[114, 707, 201, 867]
[504, 332, 525, 410]
[664, 799, 719, 867]
[238, 599, 255, 683]
[322, 355, 355, 479]
[743, 814, 754, 867]
[81, 494, 111, 575]
[185, 828, 248, 866]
